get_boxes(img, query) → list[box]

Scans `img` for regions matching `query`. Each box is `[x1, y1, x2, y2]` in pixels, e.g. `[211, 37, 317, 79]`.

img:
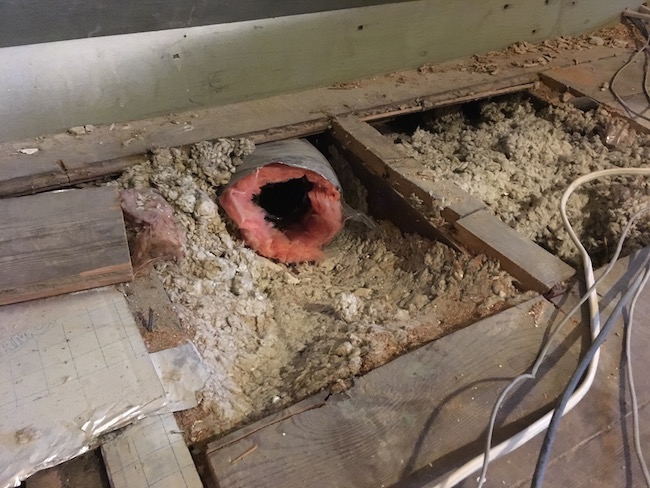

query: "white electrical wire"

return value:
[426, 167, 650, 488]
[475, 204, 650, 488]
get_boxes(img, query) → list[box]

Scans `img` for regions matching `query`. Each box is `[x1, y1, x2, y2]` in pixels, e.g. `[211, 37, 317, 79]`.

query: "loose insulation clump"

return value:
[389, 95, 650, 266]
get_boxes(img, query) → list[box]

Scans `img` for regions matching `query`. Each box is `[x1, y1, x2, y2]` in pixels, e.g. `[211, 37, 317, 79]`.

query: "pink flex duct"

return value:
[219, 139, 344, 263]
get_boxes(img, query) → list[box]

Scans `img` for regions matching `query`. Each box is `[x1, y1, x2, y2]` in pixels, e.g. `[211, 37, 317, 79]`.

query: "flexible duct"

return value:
[219, 139, 344, 262]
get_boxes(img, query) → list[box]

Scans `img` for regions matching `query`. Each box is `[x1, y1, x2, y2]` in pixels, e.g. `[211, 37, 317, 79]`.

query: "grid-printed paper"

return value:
[102, 412, 203, 488]
[0, 288, 167, 487]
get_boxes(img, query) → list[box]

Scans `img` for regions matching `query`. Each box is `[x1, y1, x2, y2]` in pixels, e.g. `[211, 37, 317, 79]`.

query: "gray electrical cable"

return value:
[476, 205, 650, 488]
[532, 261, 650, 487]
[625, 257, 650, 487]
[612, 15, 650, 122]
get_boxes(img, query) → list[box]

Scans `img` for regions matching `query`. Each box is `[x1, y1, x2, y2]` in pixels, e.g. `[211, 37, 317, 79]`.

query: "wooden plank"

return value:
[206, 296, 587, 488]
[331, 116, 486, 222]
[541, 55, 650, 132]
[454, 209, 575, 293]
[0, 45, 624, 198]
[0, 157, 68, 197]
[461, 246, 650, 488]
[0, 187, 133, 305]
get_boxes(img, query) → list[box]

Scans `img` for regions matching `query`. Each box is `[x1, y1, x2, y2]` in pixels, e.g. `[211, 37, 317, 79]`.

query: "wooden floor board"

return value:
[453, 210, 576, 293]
[0, 46, 624, 199]
[0, 186, 132, 305]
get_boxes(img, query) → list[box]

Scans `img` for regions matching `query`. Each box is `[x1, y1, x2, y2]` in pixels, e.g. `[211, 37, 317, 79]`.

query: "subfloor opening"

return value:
[374, 91, 650, 267]
[117, 135, 531, 445]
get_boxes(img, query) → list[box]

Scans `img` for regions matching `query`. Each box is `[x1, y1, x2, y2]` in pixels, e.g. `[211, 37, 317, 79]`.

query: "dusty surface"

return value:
[24, 450, 109, 488]
[115, 139, 528, 443]
[417, 23, 637, 77]
[385, 94, 650, 267]
[118, 269, 189, 353]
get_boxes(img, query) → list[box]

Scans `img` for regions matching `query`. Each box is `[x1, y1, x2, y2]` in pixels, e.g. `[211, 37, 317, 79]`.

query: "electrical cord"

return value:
[610, 33, 650, 122]
[626, 254, 650, 486]
[531, 260, 650, 487]
[427, 167, 650, 488]
[612, 14, 650, 122]
[531, 168, 650, 487]
[475, 204, 650, 488]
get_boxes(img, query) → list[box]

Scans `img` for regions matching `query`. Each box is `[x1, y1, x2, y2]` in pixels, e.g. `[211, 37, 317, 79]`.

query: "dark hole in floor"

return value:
[253, 176, 314, 229]
[371, 91, 548, 137]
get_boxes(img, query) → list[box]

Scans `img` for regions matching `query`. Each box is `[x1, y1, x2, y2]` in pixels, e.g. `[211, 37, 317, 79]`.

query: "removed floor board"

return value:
[206, 296, 587, 488]
[457, 246, 650, 488]
[0, 288, 166, 487]
[0, 186, 132, 306]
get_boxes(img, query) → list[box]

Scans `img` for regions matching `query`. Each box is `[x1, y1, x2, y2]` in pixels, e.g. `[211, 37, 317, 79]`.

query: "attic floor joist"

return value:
[0, 45, 625, 199]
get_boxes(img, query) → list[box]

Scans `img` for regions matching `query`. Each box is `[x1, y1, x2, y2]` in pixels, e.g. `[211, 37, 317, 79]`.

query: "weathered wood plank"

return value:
[0, 186, 133, 305]
[0, 157, 69, 197]
[453, 210, 576, 293]
[206, 296, 587, 488]
[331, 116, 486, 222]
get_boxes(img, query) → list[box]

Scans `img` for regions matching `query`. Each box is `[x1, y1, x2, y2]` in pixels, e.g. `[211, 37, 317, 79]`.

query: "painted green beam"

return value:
[0, 0, 638, 142]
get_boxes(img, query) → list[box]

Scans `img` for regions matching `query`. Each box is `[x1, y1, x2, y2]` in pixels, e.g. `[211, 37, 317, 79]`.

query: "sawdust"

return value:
[386, 94, 650, 267]
[115, 138, 527, 443]
[418, 22, 637, 76]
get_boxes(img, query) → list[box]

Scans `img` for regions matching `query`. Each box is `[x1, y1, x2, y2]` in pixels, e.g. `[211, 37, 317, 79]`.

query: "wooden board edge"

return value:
[454, 210, 576, 293]
[0, 171, 70, 198]
[330, 116, 486, 223]
[0, 264, 133, 306]
[359, 77, 536, 122]
[206, 391, 330, 455]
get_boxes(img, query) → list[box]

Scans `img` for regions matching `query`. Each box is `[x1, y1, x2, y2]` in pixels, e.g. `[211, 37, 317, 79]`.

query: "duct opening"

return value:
[253, 176, 314, 230]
